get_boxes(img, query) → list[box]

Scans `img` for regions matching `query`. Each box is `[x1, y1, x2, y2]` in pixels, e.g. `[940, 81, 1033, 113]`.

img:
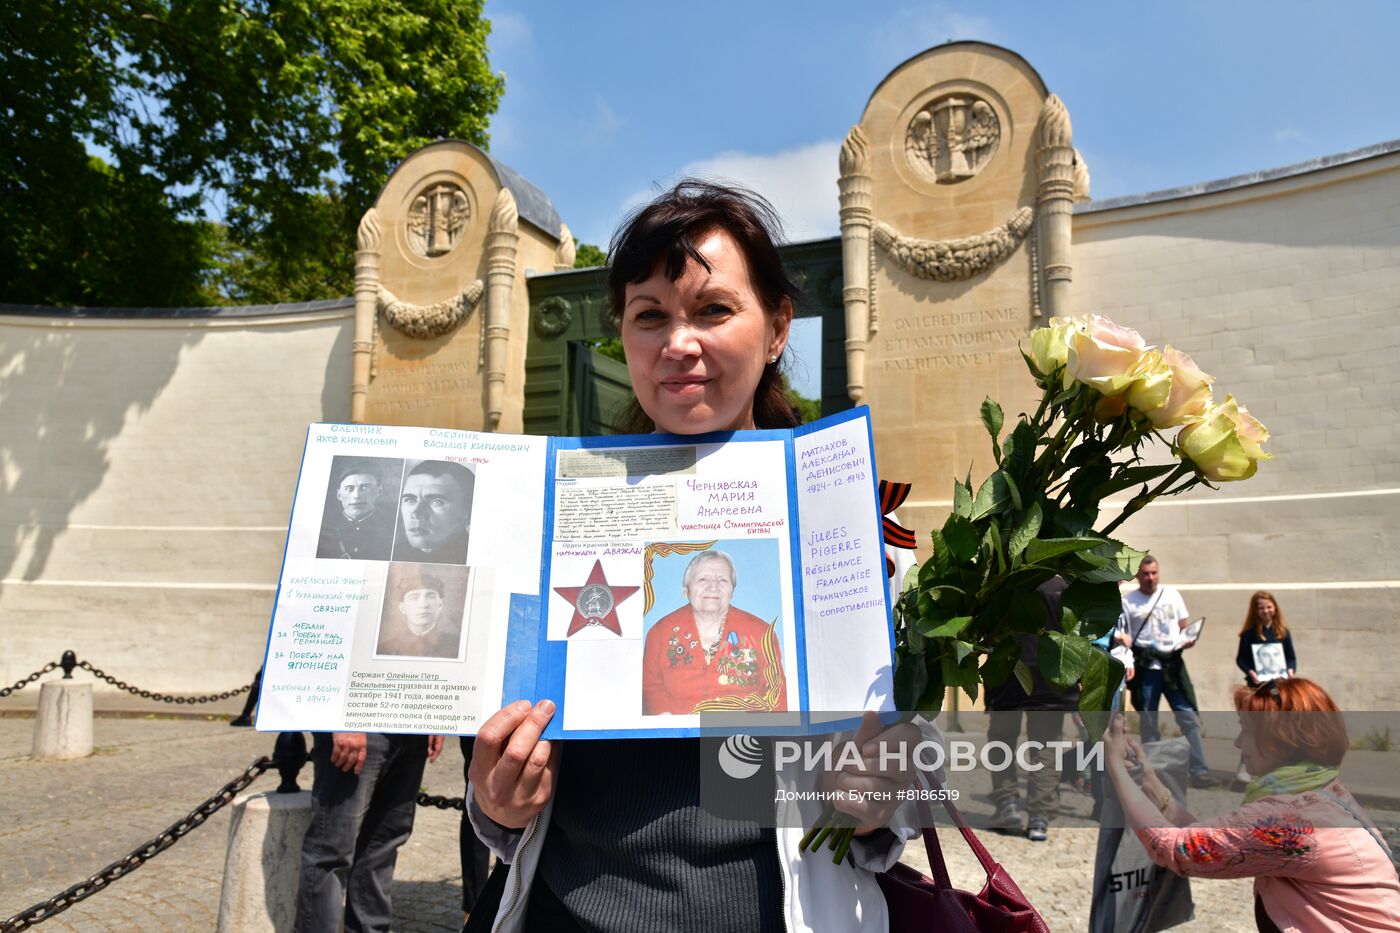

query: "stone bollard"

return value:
[31, 680, 93, 760]
[216, 789, 314, 933]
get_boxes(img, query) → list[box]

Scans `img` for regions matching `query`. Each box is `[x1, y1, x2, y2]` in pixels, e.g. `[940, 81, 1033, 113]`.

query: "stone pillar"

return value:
[31, 680, 93, 760]
[838, 125, 874, 404]
[352, 208, 383, 424]
[216, 790, 314, 933]
[483, 188, 520, 430]
[554, 222, 576, 272]
[1036, 95, 1076, 319]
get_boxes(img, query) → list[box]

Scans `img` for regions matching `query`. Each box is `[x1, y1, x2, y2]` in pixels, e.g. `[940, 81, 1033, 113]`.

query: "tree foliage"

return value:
[1, 0, 504, 306]
[573, 240, 608, 269]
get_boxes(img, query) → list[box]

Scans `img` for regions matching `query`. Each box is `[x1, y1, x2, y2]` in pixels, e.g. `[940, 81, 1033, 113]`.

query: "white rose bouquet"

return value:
[895, 313, 1271, 715]
[803, 314, 1271, 863]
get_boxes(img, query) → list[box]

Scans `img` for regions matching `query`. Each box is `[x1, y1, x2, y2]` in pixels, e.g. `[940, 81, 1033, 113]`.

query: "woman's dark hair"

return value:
[605, 180, 805, 432]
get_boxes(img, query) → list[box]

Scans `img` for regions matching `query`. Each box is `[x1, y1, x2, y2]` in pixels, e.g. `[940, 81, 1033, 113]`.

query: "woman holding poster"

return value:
[463, 182, 920, 932]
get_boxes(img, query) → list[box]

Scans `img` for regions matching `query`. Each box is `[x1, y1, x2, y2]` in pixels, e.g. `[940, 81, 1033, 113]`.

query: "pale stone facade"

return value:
[356, 140, 563, 433]
[1071, 147, 1400, 710]
[0, 304, 352, 690]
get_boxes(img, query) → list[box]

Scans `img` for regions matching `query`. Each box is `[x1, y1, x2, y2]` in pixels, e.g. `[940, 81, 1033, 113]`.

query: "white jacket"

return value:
[467, 716, 945, 933]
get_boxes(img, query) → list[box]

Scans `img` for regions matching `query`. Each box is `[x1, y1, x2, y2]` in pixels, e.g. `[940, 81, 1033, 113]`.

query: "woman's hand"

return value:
[469, 700, 561, 829]
[1104, 714, 1134, 773]
[822, 711, 921, 835]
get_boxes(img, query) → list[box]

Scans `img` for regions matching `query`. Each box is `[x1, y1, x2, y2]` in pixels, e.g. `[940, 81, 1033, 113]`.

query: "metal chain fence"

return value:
[416, 792, 465, 811]
[0, 756, 273, 933]
[76, 660, 253, 704]
[0, 663, 58, 699]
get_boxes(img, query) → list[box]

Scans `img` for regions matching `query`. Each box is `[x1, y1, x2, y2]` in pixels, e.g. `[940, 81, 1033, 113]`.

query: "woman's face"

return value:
[1256, 597, 1277, 624]
[621, 230, 790, 435]
[1235, 715, 1280, 776]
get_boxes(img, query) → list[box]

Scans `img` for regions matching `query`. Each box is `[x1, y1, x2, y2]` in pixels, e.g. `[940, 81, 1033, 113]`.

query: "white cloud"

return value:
[1273, 126, 1312, 145]
[488, 10, 532, 49]
[580, 96, 623, 148]
[618, 140, 843, 243]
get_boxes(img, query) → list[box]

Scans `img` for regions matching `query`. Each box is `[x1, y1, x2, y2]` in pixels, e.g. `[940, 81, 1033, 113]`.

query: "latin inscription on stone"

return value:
[879, 306, 1022, 371]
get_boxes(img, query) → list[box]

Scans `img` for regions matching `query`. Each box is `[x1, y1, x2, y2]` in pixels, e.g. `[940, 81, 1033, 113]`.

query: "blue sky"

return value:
[481, 1, 1400, 395]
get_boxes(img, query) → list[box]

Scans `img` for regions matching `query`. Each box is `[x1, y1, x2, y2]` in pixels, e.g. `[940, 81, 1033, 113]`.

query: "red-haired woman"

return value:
[1236, 591, 1296, 685]
[1106, 678, 1400, 932]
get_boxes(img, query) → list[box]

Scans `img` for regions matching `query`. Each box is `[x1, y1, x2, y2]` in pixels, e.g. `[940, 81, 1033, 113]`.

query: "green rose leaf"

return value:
[971, 471, 1011, 520]
[1006, 501, 1043, 559]
[919, 615, 973, 639]
[924, 529, 954, 578]
[1059, 605, 1080, 637]
[1061, 579, 1124, 639]
[1049, 504, 1098, 536]
[1013, 659, 1035, 695]
[1004, 420, 1036, 484]
[942, 514, 979, 562]
[952, 480, 973, 519]
[980, 637, 1021, 688]
[1004, 471, 1023, 512]
[981, 397, 1004, 446]
[1037, 631, 1093, 688]
[1006, 588, 1049, 633]
[1090, 463, 1179, 501]
[893, 653, 929, 710]
[1024, 536, 1102, 564]
[1067, 463, 1113, 509]
[1071, 537, 1148, 584]
[1078, 648, 1126, 739]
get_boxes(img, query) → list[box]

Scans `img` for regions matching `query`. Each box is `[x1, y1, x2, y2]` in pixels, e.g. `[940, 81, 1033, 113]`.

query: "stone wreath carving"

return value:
[873, 206, 1034, 282]
[377, 281, 485, 339]
[533, 296, 573, 337]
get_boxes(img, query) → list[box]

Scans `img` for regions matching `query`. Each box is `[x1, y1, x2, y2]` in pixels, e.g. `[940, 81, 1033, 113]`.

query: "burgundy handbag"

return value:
[877, 797, 1050, 933]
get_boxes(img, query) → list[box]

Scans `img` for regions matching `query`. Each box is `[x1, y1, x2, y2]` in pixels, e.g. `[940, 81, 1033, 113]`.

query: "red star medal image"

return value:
[553, 559, 639, 636]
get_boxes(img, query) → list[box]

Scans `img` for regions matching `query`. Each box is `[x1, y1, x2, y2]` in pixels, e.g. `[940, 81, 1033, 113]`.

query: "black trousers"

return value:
[460, 736, 493, 912]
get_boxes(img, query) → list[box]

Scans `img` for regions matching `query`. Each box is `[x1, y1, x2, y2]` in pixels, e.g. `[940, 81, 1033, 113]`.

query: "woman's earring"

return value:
[768, 355, 777, 364]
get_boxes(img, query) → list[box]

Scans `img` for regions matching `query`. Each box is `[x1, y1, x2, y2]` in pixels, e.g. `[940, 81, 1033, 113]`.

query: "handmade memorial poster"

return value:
[255, 407, 896, 738]
[1252, 642, 1289, 680]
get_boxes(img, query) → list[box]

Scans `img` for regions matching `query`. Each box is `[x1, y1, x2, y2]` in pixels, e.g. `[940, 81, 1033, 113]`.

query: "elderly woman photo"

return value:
[640, 548, 786, 715]
[1105, 677, 1400, 932]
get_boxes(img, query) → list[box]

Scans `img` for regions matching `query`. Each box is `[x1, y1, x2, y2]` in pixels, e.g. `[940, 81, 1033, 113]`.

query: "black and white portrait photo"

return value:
[374, 562, 471, 661]
[316, 456, 404, 561]
[1252, 642, 1289, 681]
[392, 459, 476, 565]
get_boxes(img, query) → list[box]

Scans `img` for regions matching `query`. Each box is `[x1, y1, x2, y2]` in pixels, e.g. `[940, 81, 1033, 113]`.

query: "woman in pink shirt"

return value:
[1105, 678, 1400, 932]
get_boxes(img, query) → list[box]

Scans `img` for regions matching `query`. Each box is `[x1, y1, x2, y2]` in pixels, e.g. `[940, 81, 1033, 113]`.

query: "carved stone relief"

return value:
[406, 183, 471, 257]
[904, 94, 1000, 184]
[873, 207, 1033, 283]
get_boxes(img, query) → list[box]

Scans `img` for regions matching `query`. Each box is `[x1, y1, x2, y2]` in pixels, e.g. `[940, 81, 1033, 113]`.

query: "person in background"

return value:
[986, 578, 1078, 843]
[1236, 591, 1296, 685]
[459, 737, 492, 927]
[1105, 678, 1400, 932]
[1114, 556, 1216, 788]
[1234, 591, 1296, 782]
[295, 731, 445, 933]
